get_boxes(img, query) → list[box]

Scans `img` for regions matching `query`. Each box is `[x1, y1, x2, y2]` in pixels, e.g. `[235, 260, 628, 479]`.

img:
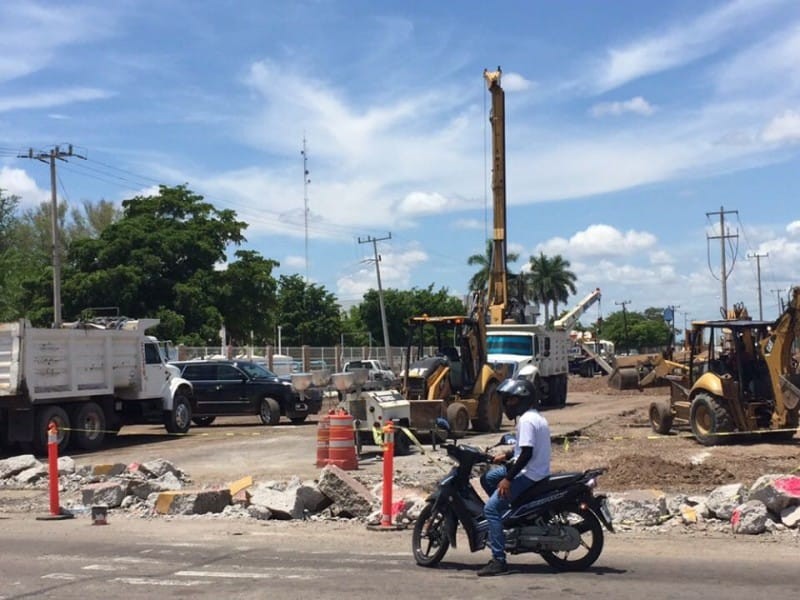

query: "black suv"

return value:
[171, 360, 321, 426]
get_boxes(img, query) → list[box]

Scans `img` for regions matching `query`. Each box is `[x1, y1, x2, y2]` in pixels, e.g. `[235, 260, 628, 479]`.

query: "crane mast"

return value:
[484, 67, 509, 325]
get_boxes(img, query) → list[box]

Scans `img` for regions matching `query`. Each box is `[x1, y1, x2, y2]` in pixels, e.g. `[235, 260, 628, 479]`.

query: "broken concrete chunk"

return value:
[81, 480, 128, 508]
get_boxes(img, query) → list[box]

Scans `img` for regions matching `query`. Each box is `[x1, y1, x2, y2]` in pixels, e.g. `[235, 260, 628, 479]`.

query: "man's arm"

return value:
[503, 446, 532, 481]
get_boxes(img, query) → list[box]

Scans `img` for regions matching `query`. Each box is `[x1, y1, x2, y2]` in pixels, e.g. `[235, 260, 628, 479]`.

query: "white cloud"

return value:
[536, 224, 657, 259]
[0, 88, 113, 113]
[762, 110, 800, 144]
[788, 221, 800, 236]
[0, 166, 49, 208]
[649, 250, 674, 265]
[454, 218, 485, 230]
[283, 255, 305, 269]
[501, 72, 534, 92]
[590, 96, 655, 117]
[397, 191, 452, 216]
[593, 0, 785, 92]
[336, 246, 428, 297]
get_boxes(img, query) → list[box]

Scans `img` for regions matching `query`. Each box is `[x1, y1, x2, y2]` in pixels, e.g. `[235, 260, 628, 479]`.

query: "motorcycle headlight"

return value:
[586, 477, 597, 489]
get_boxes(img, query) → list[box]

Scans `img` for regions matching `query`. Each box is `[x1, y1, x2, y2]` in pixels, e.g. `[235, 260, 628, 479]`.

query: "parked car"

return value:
[170, 359, 321, 426]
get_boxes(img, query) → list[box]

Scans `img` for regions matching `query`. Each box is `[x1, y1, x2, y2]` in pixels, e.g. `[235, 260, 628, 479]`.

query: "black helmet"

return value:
[497, 378, 538, 419]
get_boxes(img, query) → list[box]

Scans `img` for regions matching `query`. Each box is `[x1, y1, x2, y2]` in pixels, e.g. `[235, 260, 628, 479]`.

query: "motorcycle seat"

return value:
[510, 472, 584, 508]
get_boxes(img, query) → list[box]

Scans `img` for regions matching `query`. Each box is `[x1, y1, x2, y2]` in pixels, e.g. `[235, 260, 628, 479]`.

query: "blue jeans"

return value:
[481, 466, 537, 561]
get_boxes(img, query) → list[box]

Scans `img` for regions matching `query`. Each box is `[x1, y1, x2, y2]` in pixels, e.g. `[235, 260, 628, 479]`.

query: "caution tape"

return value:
[553, 426, 800, 449]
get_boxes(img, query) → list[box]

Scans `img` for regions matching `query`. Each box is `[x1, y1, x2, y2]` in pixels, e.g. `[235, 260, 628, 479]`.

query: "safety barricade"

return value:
[315, 413, 331, 467]
[327, 410, 358, 470]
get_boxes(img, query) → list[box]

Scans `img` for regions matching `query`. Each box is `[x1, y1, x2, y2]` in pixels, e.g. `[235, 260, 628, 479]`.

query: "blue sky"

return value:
[1, 0, 799, 328]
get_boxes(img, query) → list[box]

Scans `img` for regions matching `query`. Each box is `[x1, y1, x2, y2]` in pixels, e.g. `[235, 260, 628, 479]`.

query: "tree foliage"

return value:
[62, 185, 247, 341]
[359, 285, 465, 346]
[467, 239, 519, 292]
[596, 308, 672, 353]
[276, 274, 341, 346]
[525, 252, 577, 323]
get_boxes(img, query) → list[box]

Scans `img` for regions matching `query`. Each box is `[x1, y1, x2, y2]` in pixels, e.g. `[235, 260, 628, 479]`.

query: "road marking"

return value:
[113, 577, 210, 587]
[82, 564, 118, 571]
[41, 573, 78, 580]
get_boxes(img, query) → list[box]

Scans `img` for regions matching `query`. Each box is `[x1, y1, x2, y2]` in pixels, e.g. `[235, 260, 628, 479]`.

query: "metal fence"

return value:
[174, 345, 433, 374]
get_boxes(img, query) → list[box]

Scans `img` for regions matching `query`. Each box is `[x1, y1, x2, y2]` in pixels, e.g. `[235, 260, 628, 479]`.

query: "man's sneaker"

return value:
[477, 558, 508, 577]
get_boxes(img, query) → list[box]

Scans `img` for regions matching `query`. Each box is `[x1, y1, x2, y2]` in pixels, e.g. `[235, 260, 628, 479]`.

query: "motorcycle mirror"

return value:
[498, 433, 516, 446]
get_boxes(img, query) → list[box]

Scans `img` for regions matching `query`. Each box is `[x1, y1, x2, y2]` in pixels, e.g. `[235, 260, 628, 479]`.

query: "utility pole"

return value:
[747, 252, 768, 320]
[300, 137, 311, 283]
[18, 144, 85, 327]
[677, 310, 691, 348]
[359, 233, 392, 367]
[770, 288, 786, 315]
[615, 300, 631, 355]
[706, 206, 739, 315]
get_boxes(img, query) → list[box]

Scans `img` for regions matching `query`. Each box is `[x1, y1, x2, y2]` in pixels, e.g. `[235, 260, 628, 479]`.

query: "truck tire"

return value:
[690, 393, 733, 446]
[552, 374, 568, 407]
[259, 397, 281, 426]
[164, 391, 192, 434]
[33, 406, 71, 455]
[473, 382, 502, 433]
[72, 402, 106, 451]
[649, 400, 673, 435]
[446, 402, 470, 438]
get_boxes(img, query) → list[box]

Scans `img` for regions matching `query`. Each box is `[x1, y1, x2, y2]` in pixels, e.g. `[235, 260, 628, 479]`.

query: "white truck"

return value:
[0, 317, 194, 454]
[486, 289, 603, 408]
[343, 359, 396, 390]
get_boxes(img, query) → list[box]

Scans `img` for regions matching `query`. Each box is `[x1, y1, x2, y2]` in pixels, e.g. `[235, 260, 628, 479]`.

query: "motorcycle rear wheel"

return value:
[412, 503, 450, 567]
[540, 507, 604, 571]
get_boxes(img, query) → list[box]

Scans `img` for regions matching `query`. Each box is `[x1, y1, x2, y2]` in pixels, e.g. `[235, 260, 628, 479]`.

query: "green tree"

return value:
[63, 185, 247, 341]
[359, 285, 465, 346]
[218, 250, 280, 345]
[277, 274, 341, 346]
[467, 239, 519, 292]
[599, 308, 671, 353]
[525, 252, 577, 324]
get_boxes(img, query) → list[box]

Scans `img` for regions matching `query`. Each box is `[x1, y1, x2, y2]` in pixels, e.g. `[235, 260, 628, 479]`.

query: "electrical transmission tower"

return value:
[18, 144, 85, 327]
[706, 206, 739, 315]
[747, 252, 768, 320]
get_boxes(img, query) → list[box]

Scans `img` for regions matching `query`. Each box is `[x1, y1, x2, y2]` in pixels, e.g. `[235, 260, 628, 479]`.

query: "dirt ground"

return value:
[549, 375, 800, 494]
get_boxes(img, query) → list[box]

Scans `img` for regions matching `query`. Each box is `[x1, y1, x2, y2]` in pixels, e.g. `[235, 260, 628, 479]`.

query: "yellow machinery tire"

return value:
[445, 402, 470, 438]
[649, 400, 673, 435]
[690, 392, 733, 446]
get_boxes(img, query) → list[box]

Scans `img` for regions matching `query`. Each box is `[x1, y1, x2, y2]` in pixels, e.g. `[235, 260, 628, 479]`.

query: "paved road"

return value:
[1, 515, 797, 600]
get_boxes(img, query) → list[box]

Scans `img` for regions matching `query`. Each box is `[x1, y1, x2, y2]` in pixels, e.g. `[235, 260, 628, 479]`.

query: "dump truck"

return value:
[648, 289, 800, 445]
[0, 317, 194, 454]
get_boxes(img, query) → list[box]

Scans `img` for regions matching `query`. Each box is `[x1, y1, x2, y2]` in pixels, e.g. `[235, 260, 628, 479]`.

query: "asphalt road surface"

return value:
[1, 516, 798, 600]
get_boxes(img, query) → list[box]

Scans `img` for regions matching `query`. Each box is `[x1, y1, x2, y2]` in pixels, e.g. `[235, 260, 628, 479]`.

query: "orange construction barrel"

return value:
[316, 413, 331, 467]
[328, 411, 358, 470]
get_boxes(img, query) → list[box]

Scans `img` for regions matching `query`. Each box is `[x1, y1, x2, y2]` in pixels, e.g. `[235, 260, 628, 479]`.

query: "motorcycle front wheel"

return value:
[412, 503, 451, 567]
[541, 507, 604, 571]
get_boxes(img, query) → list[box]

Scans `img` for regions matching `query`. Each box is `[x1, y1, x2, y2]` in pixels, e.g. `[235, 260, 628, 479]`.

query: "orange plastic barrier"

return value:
[315, 413, 331, 467]
[327, 411, 358, 470]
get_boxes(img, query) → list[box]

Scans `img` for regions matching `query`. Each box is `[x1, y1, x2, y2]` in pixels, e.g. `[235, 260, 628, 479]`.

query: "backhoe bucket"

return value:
[608, 366, 640, 390]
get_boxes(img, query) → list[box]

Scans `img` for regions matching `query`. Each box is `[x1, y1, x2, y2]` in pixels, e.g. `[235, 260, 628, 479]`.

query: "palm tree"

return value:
[467, 240, 519, 292]
[525, 252, 577, 324]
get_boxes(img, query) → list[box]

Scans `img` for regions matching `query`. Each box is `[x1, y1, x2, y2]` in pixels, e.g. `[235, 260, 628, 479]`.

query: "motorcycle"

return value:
[412, 437, 614, 571]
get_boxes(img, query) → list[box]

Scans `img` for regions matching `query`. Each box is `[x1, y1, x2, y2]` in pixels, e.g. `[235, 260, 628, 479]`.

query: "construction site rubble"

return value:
[1, 453, 800, 541]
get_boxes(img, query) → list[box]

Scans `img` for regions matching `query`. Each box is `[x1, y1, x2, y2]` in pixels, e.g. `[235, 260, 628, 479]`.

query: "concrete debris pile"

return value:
[0, 454, 429, 526]
[607, 474, 800, 535]
[2, 453, 799, 538]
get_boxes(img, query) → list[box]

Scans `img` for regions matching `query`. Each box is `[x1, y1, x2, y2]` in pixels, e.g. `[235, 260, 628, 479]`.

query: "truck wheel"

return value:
[473, 382, 502, 432]
[446, 402, 470, 438]
[649, 401, 673, 435]
[164, 391, 192, 434]
[554, 374, 568, 407]
[690, 393, 733, 446]
[72, 402, 106, 451]
[394, 428, 412, 456]
[259, 397, 281, 426]
[33, 406, 71, 455]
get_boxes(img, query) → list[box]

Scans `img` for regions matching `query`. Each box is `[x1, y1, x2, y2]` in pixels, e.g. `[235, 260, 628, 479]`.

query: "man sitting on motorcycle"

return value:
[477, 378, 552, 577]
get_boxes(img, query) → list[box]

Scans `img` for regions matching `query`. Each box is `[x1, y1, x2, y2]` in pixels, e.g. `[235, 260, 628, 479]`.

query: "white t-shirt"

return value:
[513, 409, 551, 482]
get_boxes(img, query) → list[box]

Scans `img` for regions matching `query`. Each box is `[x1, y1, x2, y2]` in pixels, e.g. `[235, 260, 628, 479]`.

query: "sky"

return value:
[1, 0, 799, 331]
